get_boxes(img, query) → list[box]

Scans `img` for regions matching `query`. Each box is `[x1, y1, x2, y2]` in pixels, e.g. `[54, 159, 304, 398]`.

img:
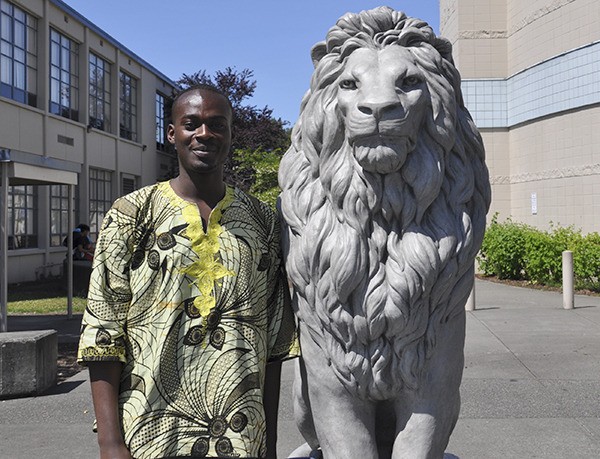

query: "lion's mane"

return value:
[279, 7, 491, 400]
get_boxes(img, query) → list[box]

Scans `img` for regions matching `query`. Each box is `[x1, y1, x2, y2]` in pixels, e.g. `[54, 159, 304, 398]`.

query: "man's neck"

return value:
[170, 171, 226, 209]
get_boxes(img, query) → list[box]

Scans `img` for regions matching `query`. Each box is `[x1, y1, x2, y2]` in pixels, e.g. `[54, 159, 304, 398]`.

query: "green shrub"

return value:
[572, 232, 600, 291]
[478, 214, 529, 279]
[522, 224, 580, 286]
[522, 228, 560, 285]
[479, 216, 600, 293]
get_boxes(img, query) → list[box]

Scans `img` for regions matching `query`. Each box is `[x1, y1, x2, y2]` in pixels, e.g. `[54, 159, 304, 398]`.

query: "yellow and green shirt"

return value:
[78, 181, 296, 459]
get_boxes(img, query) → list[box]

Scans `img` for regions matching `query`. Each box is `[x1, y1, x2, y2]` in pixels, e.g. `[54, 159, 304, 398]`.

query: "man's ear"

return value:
[167, 124, 175, 144]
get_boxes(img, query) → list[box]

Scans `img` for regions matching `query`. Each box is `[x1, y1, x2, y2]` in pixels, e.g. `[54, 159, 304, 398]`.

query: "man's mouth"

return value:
[192, 147, 216, 155]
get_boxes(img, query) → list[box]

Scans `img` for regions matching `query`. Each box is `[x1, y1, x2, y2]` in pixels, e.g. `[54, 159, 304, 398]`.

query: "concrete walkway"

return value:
[1, 279, 599, 458]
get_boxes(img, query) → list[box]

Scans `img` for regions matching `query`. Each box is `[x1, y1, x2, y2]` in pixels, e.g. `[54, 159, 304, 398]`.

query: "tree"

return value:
[175, 68, 291, 191]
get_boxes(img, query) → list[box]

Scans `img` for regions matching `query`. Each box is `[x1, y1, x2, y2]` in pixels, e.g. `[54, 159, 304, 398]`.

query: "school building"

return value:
[2, 0, 600, 285]
[440, 0, 600, 233]
[0, 0, 178, 284]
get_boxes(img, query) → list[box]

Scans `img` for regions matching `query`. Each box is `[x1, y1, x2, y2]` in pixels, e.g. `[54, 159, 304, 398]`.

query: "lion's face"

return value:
[336, 46, 431, 174]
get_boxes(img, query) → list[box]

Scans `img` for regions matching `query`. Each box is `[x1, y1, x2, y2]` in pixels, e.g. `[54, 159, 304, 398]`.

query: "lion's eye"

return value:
[339, 79, 357, 90]
[403, 76, 422, 87]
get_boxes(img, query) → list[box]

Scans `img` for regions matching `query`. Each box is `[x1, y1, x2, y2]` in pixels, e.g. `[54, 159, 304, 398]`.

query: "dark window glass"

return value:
[155, 92, 167, 151]
[89, 52, 111, 131]
[89, 168, 112, 240]
[119, 71, 137, 141]
[0, 0, 37, 106]
[8, 184, 37, 249]
[49, 27, 78, 120]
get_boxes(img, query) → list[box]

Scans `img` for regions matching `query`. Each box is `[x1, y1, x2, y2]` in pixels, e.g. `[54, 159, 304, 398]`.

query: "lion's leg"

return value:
[391, 313, 465, 459]
[292, 356, 320, 450]
[298, 330, 379, 459]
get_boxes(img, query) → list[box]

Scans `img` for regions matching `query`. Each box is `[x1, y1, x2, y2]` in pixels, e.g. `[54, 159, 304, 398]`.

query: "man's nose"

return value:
[195, 124, 212, 138]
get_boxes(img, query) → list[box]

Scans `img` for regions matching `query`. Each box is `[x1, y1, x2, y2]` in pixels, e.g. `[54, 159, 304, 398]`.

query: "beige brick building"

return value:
[0, 0, 178, 284]
[440, 0, 600, 234]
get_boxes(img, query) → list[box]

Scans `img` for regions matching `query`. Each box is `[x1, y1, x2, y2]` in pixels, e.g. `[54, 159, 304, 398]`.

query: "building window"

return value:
[156, 92, 167, 151]
[0, 0, 37, 106]
[8, 185, 37, 249]
[89, 168, 112, 239]
[121, 175, 136, 196]
[49, 28, 78, 120]
[89, 52, 111, 131]
[119, 71, 137, 141]
[49, 184, 71, 247]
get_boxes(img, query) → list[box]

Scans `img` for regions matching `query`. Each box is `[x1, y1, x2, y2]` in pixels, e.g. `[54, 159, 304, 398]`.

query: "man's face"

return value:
[167, 89, 232, 176]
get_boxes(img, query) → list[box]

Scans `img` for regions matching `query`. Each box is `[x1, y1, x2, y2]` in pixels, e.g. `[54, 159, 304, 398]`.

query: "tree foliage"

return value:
[233, 148, 283, 209]
[176, 67, 290, 191]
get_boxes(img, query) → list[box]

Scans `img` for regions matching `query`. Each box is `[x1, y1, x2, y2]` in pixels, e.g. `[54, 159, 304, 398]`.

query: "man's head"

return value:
[168, 85, 233, 177]
[171, 84, 233, 116]
[77, 223, 90, 235]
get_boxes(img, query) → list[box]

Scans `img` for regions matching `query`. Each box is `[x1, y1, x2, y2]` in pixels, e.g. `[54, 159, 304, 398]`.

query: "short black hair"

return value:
[76, 223, 90, 232]
[171, 84, 233, 116]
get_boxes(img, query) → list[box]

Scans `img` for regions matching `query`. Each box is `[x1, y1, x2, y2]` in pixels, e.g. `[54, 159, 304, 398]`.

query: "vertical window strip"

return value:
[49, 27, 78, 120]
[0, 0, 37, 106]
[155, 92, 165, 150]
[8, 184, 37, 249]
[89, 52, 111, 131]
[89, 168, 112, 240]
[119, 71, 137, 141]
[49, 184, 71, 247]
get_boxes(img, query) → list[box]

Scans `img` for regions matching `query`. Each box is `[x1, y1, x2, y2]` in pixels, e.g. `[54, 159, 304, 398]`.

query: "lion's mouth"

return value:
[351, 134, 415, 174]
[352, 133, 408, 147]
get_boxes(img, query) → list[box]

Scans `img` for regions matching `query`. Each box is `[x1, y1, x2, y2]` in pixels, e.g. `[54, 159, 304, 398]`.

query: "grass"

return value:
[7, 278, 87, 314]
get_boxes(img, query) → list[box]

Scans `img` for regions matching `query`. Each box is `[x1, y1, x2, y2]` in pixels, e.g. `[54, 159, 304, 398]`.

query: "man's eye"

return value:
[209, 122, 227, 131]
[339, 79, 357, 90]
[184, 123, 195, 130]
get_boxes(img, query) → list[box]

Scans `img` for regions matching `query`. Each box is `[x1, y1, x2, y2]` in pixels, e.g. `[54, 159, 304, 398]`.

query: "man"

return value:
[64, 223, 94, 261]
[78, 85, 296, 459]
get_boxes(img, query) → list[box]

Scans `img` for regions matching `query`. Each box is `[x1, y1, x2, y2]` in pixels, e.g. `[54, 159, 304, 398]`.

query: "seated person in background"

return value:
[64, 223, 95, 261]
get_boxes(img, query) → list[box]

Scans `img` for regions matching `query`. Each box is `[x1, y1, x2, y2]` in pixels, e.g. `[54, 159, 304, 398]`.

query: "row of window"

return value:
[8, 168, 118, 250]
[0, 0, 168, 147]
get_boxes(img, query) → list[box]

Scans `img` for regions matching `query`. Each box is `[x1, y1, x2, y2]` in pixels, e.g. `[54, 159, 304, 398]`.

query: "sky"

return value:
[60, 1, 441, 125]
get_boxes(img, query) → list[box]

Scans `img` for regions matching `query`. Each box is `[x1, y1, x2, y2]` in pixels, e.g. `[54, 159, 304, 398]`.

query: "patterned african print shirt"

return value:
[78, 181, 297, 459]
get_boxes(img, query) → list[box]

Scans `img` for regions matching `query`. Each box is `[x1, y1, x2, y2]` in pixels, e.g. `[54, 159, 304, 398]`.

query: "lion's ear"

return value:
[432, 37, 455, 65]
[311, 42, 328, 67]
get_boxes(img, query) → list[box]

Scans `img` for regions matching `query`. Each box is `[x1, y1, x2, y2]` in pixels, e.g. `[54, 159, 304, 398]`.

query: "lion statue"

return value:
[278, 7, 491, 459]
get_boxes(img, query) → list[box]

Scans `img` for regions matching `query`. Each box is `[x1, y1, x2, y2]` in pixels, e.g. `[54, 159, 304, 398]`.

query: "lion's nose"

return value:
[358, 100, 402, 119]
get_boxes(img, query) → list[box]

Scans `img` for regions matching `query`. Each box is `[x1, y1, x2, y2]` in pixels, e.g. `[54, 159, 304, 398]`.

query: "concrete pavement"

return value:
[1, 279, 599, 458]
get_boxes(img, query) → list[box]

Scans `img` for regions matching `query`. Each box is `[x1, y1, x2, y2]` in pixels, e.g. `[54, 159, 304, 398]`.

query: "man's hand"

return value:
[88, 362, 131, 459]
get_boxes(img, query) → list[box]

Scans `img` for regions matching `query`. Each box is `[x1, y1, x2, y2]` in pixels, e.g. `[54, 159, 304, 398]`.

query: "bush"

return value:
[572, 232, 600, 291]
[522, 224, 580, 286]
[478, 214, 528, 279]
[478, 216, 600, 292]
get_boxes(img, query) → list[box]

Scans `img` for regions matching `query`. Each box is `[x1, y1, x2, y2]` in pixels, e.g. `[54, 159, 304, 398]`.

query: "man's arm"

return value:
[88, 361, 132, 459]
[263, 360, 283, 459]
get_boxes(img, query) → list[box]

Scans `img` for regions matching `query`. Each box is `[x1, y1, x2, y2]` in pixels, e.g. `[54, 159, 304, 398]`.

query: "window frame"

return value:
[89, 168, 112, 240]
[49, 27, 79, 120]
[8, 184, 37, 250]
[155, 92, 167, 151]
[88, 52, 111, 131]
[0, 0, 38, 106]
[49, 184, 73, 247]
[119, 70, 137, 141]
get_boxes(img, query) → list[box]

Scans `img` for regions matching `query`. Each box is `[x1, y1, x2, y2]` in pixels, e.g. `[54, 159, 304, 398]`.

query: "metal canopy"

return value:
[1, 160, 79, 332]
